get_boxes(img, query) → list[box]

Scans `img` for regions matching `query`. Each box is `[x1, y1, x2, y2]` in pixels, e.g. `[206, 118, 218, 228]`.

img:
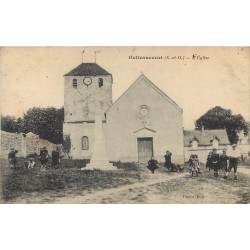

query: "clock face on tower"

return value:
[83, 77, 92, 86]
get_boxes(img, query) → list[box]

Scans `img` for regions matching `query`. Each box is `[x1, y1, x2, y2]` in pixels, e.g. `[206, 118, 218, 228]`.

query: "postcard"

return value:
[0, 47, 249, 204]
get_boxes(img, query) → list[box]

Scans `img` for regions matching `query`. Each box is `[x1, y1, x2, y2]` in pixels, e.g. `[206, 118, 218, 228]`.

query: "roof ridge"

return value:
[64, 62, 111, 76]
[141, 74, 183, 112]
[106, 74, 182, 114]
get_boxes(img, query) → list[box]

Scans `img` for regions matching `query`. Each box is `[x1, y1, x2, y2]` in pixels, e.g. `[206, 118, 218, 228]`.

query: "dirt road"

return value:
[54, 171, 186, 204]
[53, 167, 250, 204]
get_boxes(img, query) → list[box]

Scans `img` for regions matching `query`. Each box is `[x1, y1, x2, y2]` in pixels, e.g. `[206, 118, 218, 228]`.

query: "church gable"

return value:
[106, 74, 182, 115]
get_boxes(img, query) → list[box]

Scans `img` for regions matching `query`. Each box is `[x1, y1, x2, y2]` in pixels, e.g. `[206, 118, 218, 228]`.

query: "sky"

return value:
[1, 46, 249, 129]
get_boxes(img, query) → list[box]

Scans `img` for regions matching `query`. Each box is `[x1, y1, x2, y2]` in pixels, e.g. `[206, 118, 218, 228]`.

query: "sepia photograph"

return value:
[0, 46, 249, 204]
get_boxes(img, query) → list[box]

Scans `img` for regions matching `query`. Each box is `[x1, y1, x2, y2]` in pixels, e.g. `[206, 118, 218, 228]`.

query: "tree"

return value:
[195, 106, 248, 143]
[1, 115, 22, 133]
[22, 107, 64, 144]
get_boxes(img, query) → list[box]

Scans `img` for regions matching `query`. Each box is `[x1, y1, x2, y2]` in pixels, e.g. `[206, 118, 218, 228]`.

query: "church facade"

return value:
[63, 63, 184, 164]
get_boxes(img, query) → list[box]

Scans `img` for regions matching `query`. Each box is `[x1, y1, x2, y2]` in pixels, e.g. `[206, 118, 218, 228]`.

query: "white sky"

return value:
[1, 47, 249, 129]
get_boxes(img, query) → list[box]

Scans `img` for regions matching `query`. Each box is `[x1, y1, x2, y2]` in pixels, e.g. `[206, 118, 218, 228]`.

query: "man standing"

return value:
[224, 144, 241, 181]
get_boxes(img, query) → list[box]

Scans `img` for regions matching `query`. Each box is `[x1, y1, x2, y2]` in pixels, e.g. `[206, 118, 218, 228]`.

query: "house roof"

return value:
[184, 129, 230, 147]
[64, 63, 111, 76]
[26, 132, 39, 138]
[106, 73, 182, 114]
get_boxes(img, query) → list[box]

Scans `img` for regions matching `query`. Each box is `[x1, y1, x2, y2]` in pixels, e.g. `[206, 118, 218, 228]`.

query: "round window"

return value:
[138, 105, 151, 119]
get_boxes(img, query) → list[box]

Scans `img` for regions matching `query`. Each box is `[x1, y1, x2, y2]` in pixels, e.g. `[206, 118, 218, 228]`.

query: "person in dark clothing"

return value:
[210, 148, 220, 178]
[219, 149, 229, 174]
[40, 147, 49, 167]
[8, 148, 18, 169]
[164, 150, 183, 172]
[147, 156, 159, 174]
[164, 151, 172, 170]
[206, 152, 213, 171]
[52, 147, 60, 168]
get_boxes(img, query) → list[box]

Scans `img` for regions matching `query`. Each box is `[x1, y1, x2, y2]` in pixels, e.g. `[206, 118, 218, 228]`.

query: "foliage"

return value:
[1, 115, 21, 133]
[195, 106, 248, 143]
[22, 107, 64, 144]
[1, 107, 64, 144]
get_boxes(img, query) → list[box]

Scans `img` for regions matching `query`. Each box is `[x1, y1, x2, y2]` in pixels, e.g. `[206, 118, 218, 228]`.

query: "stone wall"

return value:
[0, 131, 23, 158]
[0, 130, 58, 158]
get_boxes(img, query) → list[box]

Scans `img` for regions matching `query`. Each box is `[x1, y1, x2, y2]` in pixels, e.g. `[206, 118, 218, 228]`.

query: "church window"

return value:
[137, 105, 151, 119]
[98, 78, 103, 88]
[82, 136, 89, 150]
[73, 78, 77, 88]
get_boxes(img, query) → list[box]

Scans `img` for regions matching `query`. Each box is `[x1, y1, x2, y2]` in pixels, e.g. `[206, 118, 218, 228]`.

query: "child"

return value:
[8, 148, 18, 169]
[206, 152, 213, 171]
[147, 156, 159, 174]
[27, 158, 36, 169]
[40, 147, 49, 168]
[219, 149, 229, 175]
[189, 154, 200, 177]
[52, 147, 61, 168]
[210, 148, 220, 178]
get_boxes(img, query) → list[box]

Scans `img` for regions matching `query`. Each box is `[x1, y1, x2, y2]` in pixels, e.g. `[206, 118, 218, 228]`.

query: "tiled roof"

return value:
[64, 63, 111, 76]
[184, 129, 230, 147]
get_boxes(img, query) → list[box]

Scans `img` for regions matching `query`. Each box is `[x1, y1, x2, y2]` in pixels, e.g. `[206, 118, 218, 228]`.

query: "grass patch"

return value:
[1, 158, 140, 202]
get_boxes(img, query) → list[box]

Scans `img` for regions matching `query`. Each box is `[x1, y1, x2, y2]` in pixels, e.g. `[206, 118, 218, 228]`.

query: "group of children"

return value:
[189, 144, 241, 180]
[7, 146, 62, 169]
[206, 145, 241, 180]
[188, 154, 200, 177]
[162, 145, 240, 180]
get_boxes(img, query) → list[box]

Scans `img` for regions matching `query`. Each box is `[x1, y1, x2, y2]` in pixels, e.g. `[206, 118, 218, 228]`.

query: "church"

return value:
[63, 63, 184, 164]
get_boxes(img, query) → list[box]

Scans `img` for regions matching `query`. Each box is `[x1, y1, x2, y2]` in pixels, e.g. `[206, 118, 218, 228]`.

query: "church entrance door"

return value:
[137, 137, 153, 163]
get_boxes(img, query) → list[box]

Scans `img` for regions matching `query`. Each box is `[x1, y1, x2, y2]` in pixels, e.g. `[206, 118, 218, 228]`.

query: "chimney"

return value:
[201, 124, 205, 133]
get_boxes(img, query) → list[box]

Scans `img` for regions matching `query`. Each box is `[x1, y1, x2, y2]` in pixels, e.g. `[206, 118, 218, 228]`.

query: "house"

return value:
[63, 63, 184, 164]
[184, 127, 230, 163]
[237, 123, 250, 158]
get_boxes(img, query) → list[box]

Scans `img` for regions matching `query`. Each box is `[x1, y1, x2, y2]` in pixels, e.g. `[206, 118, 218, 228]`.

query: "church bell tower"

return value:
[63, 63, 113, 159]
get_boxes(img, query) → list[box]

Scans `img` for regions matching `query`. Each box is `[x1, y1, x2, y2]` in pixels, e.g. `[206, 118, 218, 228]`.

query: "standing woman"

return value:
[164, 151, 172, 171]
